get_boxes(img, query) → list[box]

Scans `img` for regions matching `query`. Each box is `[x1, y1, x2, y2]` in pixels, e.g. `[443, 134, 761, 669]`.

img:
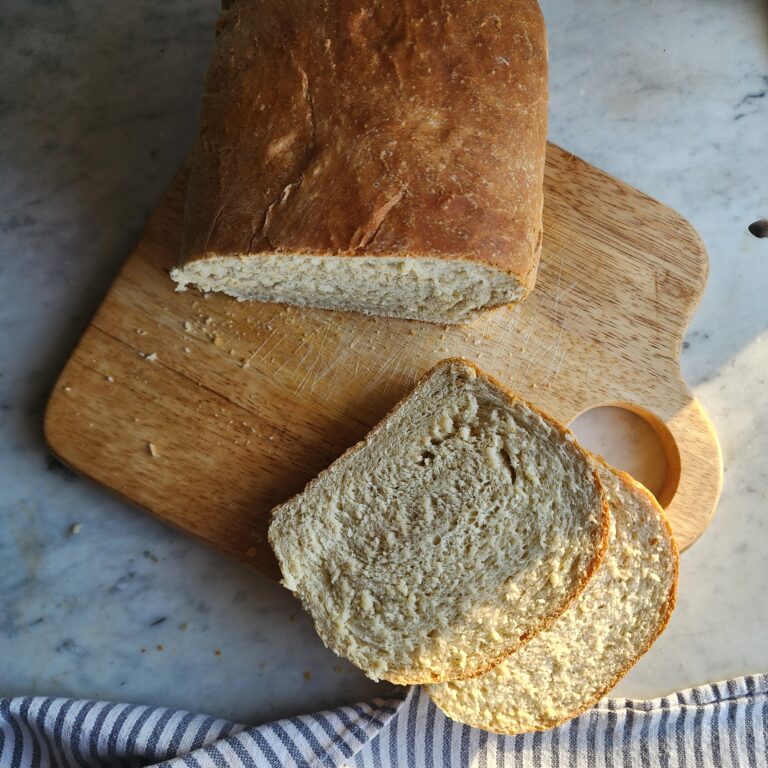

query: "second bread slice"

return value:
[425, 462, 678, 733]
[268, 359, 608, 684]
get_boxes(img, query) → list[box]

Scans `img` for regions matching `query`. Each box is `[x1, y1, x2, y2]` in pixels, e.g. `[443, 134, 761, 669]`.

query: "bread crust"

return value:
[425, 453, 679, 731]
[269, 357, 610, 685]
[178, 0, 548, 299]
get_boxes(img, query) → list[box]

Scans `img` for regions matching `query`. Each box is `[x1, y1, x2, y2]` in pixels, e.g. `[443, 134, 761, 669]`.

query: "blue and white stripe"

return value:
[0, 675, 765, 767]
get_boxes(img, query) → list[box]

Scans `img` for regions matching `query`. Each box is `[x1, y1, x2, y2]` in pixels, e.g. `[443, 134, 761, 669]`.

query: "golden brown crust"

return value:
[269, 357, 609, 685]
[180, 0, 548, 287]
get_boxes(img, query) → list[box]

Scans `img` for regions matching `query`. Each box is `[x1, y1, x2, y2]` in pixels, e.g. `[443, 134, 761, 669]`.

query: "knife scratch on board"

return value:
[548, 347, 568, 387]
[245, 325, 280, 366]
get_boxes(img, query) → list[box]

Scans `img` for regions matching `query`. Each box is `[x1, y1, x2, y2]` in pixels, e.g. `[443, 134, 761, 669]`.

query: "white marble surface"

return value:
[0, 0, 766, 724]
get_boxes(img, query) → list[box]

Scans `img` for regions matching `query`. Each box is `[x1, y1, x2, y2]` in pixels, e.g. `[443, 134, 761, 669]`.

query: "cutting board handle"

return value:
[615, 396, 722, 552]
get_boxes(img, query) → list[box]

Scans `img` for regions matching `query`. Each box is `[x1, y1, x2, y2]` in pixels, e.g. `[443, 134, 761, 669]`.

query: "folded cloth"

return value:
[0, 675, 766, 768]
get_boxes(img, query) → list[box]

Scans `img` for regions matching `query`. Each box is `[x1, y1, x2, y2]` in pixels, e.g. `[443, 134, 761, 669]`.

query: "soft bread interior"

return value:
[268, 360, 607, 684]
[171, 255, 526, 324]
[426, 463, 678, 734]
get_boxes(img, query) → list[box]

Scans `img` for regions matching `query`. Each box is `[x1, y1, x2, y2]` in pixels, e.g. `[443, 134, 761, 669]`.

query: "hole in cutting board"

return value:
[569, 406, 669, 502]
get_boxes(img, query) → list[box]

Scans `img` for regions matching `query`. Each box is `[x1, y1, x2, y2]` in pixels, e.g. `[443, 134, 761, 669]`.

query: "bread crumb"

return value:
[136, 329, 147, 336]
[105, 375, 114, 382]
[215, 649, 222, 657]
[63, 386, 72, 392]
[70, 523, 82, 535]
[183, 347, 191, 354]
[183, 321, 193, 332]
[179, 623, 189, 631]
[303, 670, 312, 681]
[139, 352, 157, 362]
[147, 442, 159, 458]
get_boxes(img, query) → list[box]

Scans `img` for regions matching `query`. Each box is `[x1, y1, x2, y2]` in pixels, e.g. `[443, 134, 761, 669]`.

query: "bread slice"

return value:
[268, 359, 608, 684]
[171, 0, 548, 324]
[426, 461, 678, 734]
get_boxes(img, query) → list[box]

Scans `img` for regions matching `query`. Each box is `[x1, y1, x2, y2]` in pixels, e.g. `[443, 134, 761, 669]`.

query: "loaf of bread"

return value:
[268, 359, 608, 684]
[172, 0, 548, 324]
[426, 461, 678, 734]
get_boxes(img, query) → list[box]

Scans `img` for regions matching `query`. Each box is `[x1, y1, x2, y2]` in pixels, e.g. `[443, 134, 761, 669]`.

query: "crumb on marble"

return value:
[215, 649, 222, 657]
[156, 644, 164, 651]
[303, 670, 312, 681]
[70, 523, 82, 535]
[179, 623, 189, 631]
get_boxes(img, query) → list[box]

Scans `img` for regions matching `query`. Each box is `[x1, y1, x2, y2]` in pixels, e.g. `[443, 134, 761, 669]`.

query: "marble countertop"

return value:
[1, 0, 766, 724]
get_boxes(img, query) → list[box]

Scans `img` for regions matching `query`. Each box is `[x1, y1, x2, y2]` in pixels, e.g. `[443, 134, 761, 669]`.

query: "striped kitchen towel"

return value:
[0, 675, 766, 767]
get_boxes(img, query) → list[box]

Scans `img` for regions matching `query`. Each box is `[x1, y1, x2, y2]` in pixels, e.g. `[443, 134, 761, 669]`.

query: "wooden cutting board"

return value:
[45, 144, 722, 580]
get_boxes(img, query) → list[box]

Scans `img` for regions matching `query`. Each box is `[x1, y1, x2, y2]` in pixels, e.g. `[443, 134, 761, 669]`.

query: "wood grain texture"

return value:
[45, 144, 722, 580]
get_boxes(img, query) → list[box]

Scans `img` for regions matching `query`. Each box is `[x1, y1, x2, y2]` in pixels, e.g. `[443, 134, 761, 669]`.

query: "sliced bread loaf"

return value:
[426, 461, 678, 734]
[268, 359, 608, 684]
[172, 0, 548, 324]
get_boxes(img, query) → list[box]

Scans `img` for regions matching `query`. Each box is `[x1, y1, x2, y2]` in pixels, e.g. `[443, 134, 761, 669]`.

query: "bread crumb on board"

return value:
[147, 442, 159, 458]
[138, 352, 158, 362]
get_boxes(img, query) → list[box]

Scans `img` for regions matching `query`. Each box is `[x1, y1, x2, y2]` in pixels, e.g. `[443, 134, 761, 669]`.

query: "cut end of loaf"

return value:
[170, 254, 527, 324]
